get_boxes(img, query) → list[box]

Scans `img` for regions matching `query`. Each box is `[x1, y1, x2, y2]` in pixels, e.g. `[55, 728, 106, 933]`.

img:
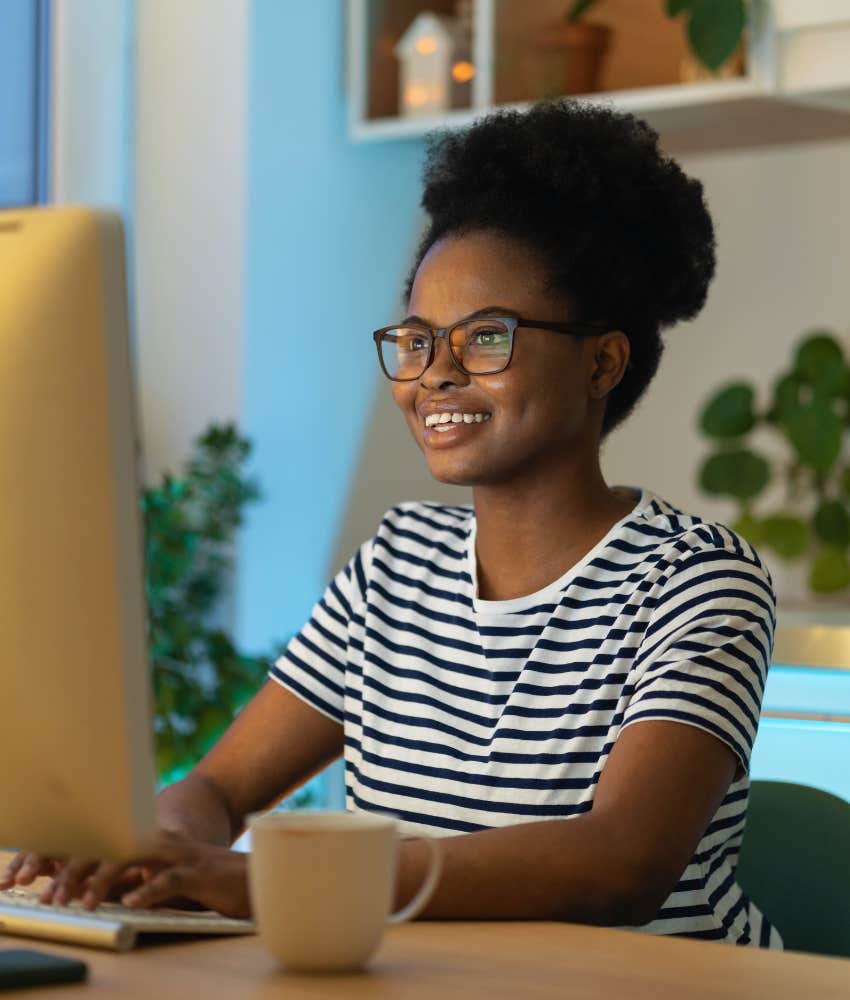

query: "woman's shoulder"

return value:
[640, 490, 770, 573]
[647, 495, 773, 589]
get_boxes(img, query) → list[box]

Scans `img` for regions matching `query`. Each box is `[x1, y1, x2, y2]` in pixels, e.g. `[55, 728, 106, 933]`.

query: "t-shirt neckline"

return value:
[467, 485, 650, 616]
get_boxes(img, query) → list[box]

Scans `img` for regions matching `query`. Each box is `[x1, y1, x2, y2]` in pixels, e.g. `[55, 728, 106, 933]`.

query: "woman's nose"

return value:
[419, 335, 468, 389]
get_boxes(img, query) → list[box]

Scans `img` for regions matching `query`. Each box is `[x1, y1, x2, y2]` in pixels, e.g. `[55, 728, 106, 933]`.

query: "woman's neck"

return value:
[471, 472, 639, 603]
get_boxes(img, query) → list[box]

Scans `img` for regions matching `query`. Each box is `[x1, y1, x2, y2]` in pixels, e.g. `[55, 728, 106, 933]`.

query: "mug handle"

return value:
[386, 835, 443, 925]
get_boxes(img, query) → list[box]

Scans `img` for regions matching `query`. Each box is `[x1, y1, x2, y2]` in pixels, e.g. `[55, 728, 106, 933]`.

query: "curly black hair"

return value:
[403, 99, 716, 440]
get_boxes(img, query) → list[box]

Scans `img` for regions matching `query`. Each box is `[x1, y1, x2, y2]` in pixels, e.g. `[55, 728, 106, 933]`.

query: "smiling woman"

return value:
[6, 99, 782, 950]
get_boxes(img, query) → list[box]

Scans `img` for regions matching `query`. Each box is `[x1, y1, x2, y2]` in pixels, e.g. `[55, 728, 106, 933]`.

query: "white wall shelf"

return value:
[346, 0, 850, 152]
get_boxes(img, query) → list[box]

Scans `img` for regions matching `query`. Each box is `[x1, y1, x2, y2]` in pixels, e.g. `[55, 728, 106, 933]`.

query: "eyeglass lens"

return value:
[380, 318, 512, 379]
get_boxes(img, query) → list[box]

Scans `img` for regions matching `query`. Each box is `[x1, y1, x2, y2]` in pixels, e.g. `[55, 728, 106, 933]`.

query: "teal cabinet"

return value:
[751, 666, 850, 803]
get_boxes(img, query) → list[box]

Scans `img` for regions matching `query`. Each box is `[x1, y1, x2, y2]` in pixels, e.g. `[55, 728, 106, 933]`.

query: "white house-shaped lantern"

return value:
[395, 13, 456, 118]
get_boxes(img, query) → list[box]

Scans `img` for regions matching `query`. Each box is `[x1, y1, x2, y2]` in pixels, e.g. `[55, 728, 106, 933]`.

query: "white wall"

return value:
[133, 0, 247, 483]
[50, 0, 247, 485]
[602, 137, 850, 603]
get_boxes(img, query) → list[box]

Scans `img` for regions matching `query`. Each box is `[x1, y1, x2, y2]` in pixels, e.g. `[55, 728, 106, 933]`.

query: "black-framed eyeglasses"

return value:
[372, 315, 611, 381]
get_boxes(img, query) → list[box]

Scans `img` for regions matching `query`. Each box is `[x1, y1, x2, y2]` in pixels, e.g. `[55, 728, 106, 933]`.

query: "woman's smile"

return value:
[420, 399, 494, 447]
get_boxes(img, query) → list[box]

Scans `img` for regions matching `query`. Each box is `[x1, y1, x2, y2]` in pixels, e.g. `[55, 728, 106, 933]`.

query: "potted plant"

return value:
[142, 423, 326, 809]
[697, 329, 850, 606]
[530, 0, 614, 99]
[529, 0, 748, 100]
[144, 426, 278, 775]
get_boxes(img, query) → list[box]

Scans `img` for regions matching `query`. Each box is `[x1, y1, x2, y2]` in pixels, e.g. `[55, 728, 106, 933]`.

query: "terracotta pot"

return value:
[528, 21, 613, 98]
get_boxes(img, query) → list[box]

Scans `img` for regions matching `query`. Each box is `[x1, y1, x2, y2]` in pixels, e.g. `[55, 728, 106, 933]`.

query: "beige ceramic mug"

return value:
[247, 810, 443, 973]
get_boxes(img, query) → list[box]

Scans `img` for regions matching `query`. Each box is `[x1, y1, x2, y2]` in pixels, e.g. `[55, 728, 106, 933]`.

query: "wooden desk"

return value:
[1, 919, 848, 998]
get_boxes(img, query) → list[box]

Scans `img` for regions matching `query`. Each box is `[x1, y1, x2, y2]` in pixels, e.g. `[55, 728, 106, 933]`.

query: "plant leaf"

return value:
[783, 398, 843, 473]
[761, 515, 809, 561]
[766, 372, 803, 426]
[793, 331, 849, 398]
[813, 500, 850, 547]
[666, 0, 694, 16]
[699, 382, 756, 439]
[699, 447, 770, 500]
[809, 546, 850, 593]
[687, 0, 746, 73]
[566, 0, 601, 22]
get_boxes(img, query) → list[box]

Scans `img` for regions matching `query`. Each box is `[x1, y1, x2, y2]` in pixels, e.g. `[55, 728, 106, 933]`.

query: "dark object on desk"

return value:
[737, 779, 850, 958]
[0, 949, 87, 990]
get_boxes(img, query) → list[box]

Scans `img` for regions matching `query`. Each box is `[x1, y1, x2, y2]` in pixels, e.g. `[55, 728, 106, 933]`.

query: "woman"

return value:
[3, 100, 781, 947]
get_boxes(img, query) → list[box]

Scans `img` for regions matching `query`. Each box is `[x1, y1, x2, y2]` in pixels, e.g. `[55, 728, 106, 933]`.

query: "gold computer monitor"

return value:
[0, 205, 156, 860]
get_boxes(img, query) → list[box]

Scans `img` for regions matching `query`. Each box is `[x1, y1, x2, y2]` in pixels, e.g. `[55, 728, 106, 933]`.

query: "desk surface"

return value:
[1, 919, 848, 998]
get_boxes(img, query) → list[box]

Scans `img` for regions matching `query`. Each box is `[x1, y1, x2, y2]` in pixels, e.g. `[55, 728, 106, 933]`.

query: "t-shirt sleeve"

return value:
[621, 544, 776, 778]
[268, 538, 371, 725]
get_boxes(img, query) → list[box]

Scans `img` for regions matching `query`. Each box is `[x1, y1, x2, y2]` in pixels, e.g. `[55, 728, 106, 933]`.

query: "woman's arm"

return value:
[79, 718, 734, 921]
[7, 680, 343, 908]
[157, 679, 344, 845]
[394, 720, 737, 924]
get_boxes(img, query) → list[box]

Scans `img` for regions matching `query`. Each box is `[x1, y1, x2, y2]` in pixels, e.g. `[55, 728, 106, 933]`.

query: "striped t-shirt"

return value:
[271, 485, 782, 948]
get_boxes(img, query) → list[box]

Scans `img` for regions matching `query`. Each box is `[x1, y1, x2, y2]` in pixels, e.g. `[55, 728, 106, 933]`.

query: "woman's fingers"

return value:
[42, 858, 98, 905]
[119, 847, 250, 918]
[122, 866, 199, 910]
[0, 853, 54, 888]
[79, 861, 136, 910]
[0, 853, 28, 888]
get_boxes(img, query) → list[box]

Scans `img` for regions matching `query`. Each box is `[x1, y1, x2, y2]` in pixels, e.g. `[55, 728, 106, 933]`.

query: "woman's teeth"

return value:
[424, 412, 491, 428]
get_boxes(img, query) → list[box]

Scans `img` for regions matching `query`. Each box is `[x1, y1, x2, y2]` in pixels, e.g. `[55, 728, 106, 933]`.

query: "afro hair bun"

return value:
[406, 100, 716, 333]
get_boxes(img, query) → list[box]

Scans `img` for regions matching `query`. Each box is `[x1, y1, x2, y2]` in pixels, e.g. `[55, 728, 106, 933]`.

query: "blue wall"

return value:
[0, 0, 42, 205]
[237, 4, 424, 680]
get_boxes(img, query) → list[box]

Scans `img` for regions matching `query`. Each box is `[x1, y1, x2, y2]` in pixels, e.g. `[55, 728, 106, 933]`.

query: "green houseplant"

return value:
[697, 330, 850, 597]
[143, 423, 316, 806]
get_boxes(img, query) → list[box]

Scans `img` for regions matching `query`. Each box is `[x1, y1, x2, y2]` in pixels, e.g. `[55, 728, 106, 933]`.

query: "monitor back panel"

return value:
[0, 206, 156, 859]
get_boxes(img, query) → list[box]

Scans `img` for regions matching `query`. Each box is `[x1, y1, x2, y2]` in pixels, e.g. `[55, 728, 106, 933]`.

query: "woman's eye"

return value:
[397, 335, 427, 352]
[470, 328, 508, 347]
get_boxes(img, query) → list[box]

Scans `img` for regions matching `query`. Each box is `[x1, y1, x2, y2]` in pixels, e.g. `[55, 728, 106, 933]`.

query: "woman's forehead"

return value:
[412, 232, 550, 306]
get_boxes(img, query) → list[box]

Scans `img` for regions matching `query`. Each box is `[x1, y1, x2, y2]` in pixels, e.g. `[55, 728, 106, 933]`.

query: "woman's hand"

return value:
[116, 832, 251, 919]
[1, 850, 148, 906]
[2, 832, 251, 920]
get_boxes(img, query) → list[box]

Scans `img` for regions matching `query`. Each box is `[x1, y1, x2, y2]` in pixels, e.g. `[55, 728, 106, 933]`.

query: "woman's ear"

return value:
[590, 331, 629, 399]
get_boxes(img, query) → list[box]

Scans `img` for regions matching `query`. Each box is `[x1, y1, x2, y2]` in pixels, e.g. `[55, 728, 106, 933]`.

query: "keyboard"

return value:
[0, 888, 255, 951]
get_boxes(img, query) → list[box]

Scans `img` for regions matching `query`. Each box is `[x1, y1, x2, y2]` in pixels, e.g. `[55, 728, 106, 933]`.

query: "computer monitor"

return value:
[0, 205, 157, 860]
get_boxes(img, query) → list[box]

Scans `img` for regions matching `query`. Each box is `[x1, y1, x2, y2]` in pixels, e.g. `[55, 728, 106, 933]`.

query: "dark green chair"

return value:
[737, 780, 850, 958]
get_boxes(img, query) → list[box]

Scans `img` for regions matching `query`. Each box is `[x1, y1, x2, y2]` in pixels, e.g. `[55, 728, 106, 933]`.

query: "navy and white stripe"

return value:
[271, 485, 783, 948]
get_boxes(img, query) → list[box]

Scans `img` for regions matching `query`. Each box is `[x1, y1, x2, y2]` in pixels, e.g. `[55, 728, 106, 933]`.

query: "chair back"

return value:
[737, 780, 850, 958]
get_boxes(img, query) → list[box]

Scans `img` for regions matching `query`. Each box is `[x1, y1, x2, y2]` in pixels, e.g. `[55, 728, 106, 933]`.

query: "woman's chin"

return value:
[424, 455, 499, 487]
[425, 456, 475, 486]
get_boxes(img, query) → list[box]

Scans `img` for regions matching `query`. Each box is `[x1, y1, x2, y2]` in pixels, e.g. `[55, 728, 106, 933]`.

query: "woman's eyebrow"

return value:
[400, 305, 516, 326]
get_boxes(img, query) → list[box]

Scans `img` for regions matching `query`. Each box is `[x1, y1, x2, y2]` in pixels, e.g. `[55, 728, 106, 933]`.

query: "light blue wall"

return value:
[0, 0, 39, 205]
[237, 4, 424, 677]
